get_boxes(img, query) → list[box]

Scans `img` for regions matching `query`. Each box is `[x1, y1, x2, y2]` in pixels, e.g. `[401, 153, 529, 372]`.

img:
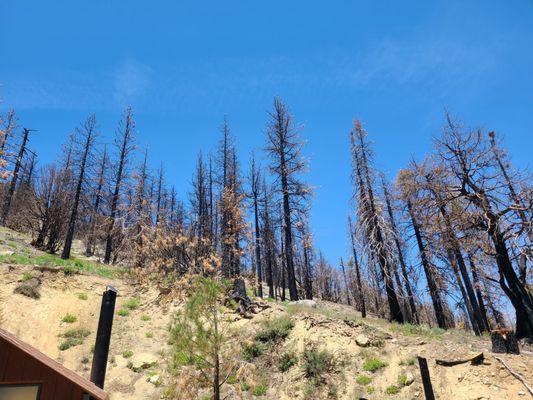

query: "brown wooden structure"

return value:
[0, 327, 107, 399]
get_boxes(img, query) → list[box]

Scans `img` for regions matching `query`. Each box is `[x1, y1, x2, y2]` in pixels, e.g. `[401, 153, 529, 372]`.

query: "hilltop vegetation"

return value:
[1, 228, 533, 399]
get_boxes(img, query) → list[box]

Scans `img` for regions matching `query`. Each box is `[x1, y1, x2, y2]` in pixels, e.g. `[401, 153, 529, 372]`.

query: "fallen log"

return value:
[435, 352, 484, 367]
[494, 356, 533, 396]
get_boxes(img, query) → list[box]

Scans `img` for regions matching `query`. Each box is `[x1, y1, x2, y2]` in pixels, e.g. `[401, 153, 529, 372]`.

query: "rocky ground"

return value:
[1, 227, 532, 399]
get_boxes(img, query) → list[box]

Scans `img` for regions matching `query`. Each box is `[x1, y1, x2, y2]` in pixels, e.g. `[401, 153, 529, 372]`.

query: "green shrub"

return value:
[363, 358, 387, 372]
[63, 265, 76, 276]
[62, 313, 77, 323]
[278, 350, 298, 372]
[59, 328, 90, 351]
[227, 375, 238, 385]
[21, 272, 33, 282]
[302, 347, 335, 385]
[242, 341, 265, 361]
[63, 328, 90, 339]
[399, 357, 415, 366]
[117, 309, 129, 317]
[122, 350, 134, 358]
[124, 297, 140, 310]
[385, 385, 399, 395]
[146, 332, 154, 338]
[367, 386, 375, 394]
[141, 314, 150, 321]
[240, 381, 251, 391]
[252, 384, 267, 396]
[356, 375, 372, 385]
[81, 355, 90, 364]
[398, 374, 408, 386]
[77, 292, 88, 300]
[255, 316, 294, 344]
[59, 338, 83, 351]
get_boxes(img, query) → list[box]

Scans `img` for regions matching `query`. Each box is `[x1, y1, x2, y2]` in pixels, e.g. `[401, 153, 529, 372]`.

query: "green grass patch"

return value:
[145, 332, 154, 338]
[362, 358, 387, 372]
[61, 313, 77, 323]
[122, 350, 134, 358]
[302, 347, 335, 386]
[21, 272, 33, 282]
[141, 314, 150, 321]
[117, 309, 129, 317]
[0, 251, 123, 278]
[63, 328, 90, 339]
[278, 350, 298, 372]
[124, 297, 140, 310]
[252, 384, 267, 396]
[356, 375, 372, 385]
[390, 322, 445, 340]
[385, 385, 400, 395]
[59, 328, 90, 351]
[77, 292, 88, 300]
[399, 357, 415, 366]
[242, 341, 265, 361]
[398, 374, 408, 386]
[254, 316, 294, 344]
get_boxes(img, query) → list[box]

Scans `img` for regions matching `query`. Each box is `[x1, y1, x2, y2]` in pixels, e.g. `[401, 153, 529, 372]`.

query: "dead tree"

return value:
[61, 115, 98, 259]
[265, 98, 310, 301]
[348, 215, 366, 317]
[104, 107, 135, 264]
[436, 116, 533, 339]
[85, 147, 108, 256]
[249, 156, 263, 297]
[1, 128, 33, 226]
[350, 122, 403, 323]
[382, 178, 419, 324]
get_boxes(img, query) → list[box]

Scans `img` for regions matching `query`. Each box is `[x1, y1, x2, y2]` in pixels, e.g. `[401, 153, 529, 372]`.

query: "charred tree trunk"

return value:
[382, 182, 419, 324]
[407, 200, 449, 329]
[348, 216, 366, 317]
[104, 109, 134, 264]
[62, 117, 96, 259]
[1, 128, 31, 226]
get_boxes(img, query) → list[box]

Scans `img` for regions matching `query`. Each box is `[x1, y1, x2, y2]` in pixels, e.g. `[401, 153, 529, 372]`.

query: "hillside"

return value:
[1, 227, 532, 400]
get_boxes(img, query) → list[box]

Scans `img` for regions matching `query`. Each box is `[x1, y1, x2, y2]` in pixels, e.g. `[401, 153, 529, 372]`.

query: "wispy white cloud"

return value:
[0, 33, 506, 114]
[112, 58, 152, 106]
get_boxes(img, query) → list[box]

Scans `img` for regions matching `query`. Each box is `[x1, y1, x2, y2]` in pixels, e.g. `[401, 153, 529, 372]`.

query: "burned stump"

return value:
[491, 330, 520, 355]
[228, 278, 269, 318]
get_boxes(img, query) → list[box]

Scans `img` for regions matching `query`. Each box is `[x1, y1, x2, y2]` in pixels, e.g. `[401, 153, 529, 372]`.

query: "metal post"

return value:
[417, 356, 435, 400]
[90, 286, 117, 389]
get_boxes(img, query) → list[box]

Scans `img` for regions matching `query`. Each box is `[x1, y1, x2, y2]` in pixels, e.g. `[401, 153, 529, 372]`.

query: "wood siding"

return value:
[0, 328, 107, 400]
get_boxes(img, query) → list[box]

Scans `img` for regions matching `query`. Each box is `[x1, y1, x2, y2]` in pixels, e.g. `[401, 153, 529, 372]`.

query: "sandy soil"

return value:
[1, 228, 532, 400]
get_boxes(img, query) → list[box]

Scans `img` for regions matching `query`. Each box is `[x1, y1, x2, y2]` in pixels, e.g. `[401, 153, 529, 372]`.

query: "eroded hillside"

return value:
[1, 228, 532, 400]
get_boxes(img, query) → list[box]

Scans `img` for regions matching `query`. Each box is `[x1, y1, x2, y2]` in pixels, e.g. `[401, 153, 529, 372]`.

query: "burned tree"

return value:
[104, 107, 135, 264]
[435, 116, 533, 339]
[61, 115, 98, 259]
[249, 155, 263, 297]
[350, 121, 403, 323]
[265, 98, 310, 301]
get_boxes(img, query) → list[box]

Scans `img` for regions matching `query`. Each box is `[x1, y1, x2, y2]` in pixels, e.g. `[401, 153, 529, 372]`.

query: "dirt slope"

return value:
[1, 228, 532, 400]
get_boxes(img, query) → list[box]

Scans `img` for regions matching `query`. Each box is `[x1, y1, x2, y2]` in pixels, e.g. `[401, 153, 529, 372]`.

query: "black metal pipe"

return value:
[417, 356, 435, 400]
[90, 285, 117, 389]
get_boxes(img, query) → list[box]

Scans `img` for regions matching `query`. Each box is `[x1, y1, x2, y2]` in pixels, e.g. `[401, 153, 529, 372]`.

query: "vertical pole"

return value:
[417, 356, 435, 400]
[90, 286, 117, 389]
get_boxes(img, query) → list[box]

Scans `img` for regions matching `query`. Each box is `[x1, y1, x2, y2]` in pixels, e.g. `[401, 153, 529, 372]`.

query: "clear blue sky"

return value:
[1, 0, 532, 266]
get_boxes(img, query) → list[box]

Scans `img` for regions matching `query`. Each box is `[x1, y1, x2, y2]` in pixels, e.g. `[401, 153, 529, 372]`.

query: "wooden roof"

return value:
[0, 327, 108, 400]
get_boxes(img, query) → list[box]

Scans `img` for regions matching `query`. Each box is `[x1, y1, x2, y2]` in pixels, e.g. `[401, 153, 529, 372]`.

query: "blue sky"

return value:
[1, 0, 532, 267]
